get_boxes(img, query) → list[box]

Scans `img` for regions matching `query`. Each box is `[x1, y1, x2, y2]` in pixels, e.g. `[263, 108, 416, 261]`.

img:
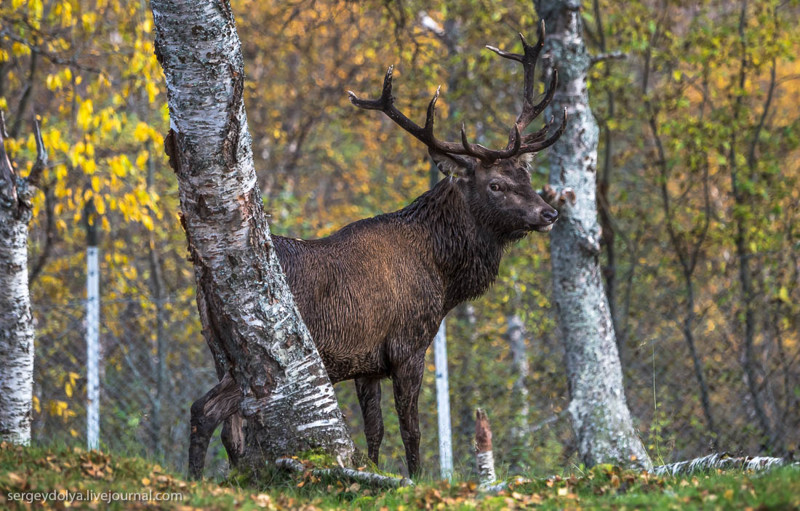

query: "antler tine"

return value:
[522, 68, 558, 129]
[484, 44, 523, 63]
[423, 86, 441, 137]
[349, 66, 486, 158]
[460, 123, 521, 162]
[486, 21, 546, 128]
[519, 107, 568, 154]
[347, 65, 395, 111]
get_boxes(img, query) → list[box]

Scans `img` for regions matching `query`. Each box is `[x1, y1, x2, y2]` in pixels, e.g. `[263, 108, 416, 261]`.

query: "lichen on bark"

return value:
[535, 0, 652, 470]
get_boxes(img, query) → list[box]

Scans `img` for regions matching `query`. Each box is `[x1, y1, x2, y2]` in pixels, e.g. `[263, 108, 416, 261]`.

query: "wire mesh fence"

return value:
[30, 265, 798, 477]
[31, 293, 230, 476]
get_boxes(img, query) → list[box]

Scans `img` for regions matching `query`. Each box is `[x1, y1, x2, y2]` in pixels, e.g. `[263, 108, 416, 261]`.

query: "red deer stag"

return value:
[189, 28, 565, 479]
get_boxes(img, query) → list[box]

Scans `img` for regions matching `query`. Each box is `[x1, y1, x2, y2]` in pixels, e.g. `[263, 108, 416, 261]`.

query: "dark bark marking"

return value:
[222, 63, 243, 168]
[475, 409, 493, 453]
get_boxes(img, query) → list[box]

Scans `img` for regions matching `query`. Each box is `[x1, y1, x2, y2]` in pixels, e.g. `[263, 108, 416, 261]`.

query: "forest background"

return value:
[1, 0, 798, 478]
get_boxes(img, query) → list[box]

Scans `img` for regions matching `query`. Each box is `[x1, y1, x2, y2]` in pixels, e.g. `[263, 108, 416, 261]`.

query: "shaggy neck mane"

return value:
[396, 177, 505, 311]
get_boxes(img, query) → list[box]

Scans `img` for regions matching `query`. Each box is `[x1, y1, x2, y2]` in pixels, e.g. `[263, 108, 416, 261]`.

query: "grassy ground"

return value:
[1, 442, 798, 509]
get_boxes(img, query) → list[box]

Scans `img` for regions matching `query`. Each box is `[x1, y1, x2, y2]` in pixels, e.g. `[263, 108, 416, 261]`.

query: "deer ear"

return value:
[429, 149, 474, 178]
[516, 152, 536, 167]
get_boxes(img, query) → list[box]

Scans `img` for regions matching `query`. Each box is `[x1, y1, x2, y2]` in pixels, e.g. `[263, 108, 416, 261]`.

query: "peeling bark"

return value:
[534, 0, 652, 470]
[654, 452, 796, 477]
[150, 0, 354, 476]
[475, 409, 496, 489]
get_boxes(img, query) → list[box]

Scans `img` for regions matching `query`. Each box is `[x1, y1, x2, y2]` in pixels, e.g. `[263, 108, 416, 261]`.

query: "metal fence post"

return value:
[85, 200, 100, 450]
[434, 319, 453, 480]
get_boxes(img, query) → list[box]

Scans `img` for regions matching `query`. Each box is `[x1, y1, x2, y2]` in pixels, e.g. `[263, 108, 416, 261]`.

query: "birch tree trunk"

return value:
[0, 117, 45, 445]
[506, 314, 530, 470]
[534, 0, 652, 470]
[150, 0, 355, 473]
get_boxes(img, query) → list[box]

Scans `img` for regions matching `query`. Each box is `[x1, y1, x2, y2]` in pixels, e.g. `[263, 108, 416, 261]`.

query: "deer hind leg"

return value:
[189, 372, 241, 480]
[355, 377, 384, 465]
[221, 412, 245, 468]
[391, 355, 425, 478]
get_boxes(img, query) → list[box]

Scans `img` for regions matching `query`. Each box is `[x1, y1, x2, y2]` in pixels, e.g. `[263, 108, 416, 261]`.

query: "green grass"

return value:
[1, 442, 798, 509]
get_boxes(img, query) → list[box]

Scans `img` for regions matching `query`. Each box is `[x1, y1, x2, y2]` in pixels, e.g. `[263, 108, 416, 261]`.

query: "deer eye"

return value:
[489, 183, 502, 192]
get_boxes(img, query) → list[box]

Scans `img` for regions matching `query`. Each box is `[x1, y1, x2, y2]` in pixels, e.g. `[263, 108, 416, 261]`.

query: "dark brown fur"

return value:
[273, 154, 557, 476]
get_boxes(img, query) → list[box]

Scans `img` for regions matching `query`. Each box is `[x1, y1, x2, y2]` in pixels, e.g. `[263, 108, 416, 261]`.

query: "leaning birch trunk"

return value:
[150, 0, 355, 474]
[534, 0, 652, 470]
[0, 116, 46, 445]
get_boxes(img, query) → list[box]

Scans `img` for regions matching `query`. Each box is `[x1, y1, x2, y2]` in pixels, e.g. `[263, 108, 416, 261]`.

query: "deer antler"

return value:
[485, 21, 567, 155]
[348, 23, 566, 164]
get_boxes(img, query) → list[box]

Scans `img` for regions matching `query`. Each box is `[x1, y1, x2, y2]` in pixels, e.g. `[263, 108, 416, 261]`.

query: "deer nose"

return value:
[541, 208, 558, 224]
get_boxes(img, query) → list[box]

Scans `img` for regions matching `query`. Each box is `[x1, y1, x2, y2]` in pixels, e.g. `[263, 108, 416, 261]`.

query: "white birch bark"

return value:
[150, 0, 354, 469]
[0, 118, 45, 445]
[0, 189, 35, 445]
[534, 0, 652, 470]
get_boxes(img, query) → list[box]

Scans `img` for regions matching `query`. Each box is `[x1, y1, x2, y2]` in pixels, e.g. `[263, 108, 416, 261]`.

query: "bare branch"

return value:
[26, 116, 48, 188]
[0, 112, 17, 203]
[590, 51, 627, 66]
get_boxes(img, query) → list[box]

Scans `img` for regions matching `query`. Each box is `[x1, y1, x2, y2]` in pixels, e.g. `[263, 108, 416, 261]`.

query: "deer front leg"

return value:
[355, 377, 384, 465]
[189, 373, 241, 479]
[391, 356, 425, 478]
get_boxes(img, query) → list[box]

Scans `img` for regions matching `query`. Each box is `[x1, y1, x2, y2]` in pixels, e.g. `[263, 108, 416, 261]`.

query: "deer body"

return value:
[274, 178, 502, 381]
[273, 156, 557, 476]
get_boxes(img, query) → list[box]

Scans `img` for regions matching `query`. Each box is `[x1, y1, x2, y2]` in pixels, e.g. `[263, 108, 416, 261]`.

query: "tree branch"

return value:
[590, 51, 626, 66]
[275, 457, 413, 488]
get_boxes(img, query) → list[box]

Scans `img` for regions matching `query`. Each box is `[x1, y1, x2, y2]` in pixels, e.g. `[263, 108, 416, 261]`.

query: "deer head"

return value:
[348, 24, 566, 241]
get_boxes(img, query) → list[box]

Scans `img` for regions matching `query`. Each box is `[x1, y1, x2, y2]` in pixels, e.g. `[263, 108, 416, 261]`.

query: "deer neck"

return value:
[399, 178, 504, 310]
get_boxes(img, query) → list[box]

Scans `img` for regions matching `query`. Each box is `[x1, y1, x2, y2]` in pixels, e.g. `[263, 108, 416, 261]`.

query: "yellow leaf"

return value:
[145, 81, 159, 103]
[65, 383, 73, 398]
[77, 99, 94, 131]
[95, 195, 106, 215]
[11, 42, 31, 57]
[82, 12, 97, 32]
[133, 122, 151, 143]
[136, 150, 149, 169]
[142, 215, 154, 231]
[778, 286, 790, 304]
[91, 175, 100, 192]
